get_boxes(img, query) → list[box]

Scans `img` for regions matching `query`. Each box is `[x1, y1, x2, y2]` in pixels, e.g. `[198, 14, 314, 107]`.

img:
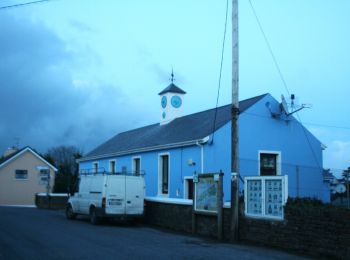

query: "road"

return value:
[0, 207, 306, 260]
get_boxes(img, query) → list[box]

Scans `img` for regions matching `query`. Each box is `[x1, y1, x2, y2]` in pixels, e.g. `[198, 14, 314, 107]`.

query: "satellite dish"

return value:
[281, 95, 289, 115]
[335, 184, 346, 193]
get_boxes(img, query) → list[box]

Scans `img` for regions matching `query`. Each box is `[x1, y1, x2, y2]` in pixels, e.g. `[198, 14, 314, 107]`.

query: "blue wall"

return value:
[80, 94, 329, 202]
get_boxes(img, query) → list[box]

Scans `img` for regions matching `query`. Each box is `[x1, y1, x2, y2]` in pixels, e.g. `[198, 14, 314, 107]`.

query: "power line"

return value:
[0, 0, 52, 10]
[211, 0, 229, 143]
[244, 111, 350, 130]
[247, 0, 327, 170]
[248, 0, 290, 96]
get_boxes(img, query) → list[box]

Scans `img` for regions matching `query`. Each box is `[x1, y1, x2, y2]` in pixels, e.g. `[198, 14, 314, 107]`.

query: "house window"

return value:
[15, 169, 28, 180]
[259, 152, 280, 176]
[93, 162, 98, 173]
[39, 169, 50, 185]
[159, 154, 169, 195]
[109, 160, 116, 174]
[132, 157, 141, 176]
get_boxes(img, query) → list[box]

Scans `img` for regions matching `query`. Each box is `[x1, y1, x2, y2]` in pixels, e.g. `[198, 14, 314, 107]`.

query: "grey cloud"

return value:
[0, 13, 143, 155]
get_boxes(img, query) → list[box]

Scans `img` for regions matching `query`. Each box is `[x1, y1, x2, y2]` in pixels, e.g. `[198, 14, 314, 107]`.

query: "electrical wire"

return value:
[0, 0, 53, 10]
[248, 0, 324, 170]
[211, 0, 229, 143]
[248, 0, 290, 96]
[244, 111, 350, 130]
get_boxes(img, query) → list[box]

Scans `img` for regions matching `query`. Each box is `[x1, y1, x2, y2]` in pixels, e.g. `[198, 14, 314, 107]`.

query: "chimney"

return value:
[3, 147, 18, 157]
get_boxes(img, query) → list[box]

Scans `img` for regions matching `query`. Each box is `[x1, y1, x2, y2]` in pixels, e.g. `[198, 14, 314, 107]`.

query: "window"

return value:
[132, 157, 141, 176]
[109, 160, 116, 174]
[259, 152, 280, 176]
[15, 170, 28, 180]
[245, 176, 288, 220]
[159, 154, 169, 195]
[39, 169, 50, 185]
[93, 162, 98, 173]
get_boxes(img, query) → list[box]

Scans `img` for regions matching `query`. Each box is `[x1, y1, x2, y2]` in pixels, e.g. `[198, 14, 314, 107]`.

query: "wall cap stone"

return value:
[146, 196, 192, 205]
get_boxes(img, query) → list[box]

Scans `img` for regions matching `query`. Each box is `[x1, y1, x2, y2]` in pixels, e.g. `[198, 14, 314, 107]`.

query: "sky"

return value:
[0, 0, 349, 175]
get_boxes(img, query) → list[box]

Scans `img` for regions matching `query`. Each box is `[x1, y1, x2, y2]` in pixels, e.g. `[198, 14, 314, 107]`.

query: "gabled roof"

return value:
[80, 94, 268, 161]
[0, 146, 58, 171]
[158, 83, 186, 95]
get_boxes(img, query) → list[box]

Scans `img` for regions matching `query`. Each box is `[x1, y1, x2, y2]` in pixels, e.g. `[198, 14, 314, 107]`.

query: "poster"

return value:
[265, 179, 283, 217]
[195, 176, 217, 212]
[247, 179, 262, 215]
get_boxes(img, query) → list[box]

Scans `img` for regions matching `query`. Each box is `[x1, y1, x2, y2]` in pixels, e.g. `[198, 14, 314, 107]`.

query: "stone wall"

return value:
[145, 198, 350, 259]
[35, 193, 68, 209]
[239, 199, 350, 259]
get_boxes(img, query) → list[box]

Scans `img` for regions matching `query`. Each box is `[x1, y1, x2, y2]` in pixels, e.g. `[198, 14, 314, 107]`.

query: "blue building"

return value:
[78, 83, 330, 202]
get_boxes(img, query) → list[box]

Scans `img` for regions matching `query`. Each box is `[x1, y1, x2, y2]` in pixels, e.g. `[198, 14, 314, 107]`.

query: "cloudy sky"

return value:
[0, 0, 349, 174]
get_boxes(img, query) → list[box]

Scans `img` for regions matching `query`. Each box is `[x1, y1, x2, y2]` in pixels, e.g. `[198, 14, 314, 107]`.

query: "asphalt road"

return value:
[0, 207, 306, 260]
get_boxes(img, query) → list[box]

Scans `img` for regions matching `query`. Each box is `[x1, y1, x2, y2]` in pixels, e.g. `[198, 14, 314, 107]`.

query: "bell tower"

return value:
[159, 72, 186, 125]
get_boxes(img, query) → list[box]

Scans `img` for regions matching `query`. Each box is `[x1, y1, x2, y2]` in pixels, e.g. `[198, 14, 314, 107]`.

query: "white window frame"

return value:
[258, 150, 282, 176]
[39, 168, 50, 185]
[158, 152, 170, 197]
[183, 176, 193, 199]
[92, 161, 99, 173]
[109, 160, 116, 174]
[132, 156, 141, 175]
[244, 175, 288, 220]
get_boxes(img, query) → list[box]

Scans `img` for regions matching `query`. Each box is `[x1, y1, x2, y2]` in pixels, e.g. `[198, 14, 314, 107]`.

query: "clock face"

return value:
[161, 96, 167, 108]
[162, 111, 166, 119]
[171, 95, 182, 108]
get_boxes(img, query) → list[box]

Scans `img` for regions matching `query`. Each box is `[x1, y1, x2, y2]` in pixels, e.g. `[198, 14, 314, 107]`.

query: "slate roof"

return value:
[158, 83, 187, 95]
[82, 94, 268, 161]
[0, 146, 58, 171]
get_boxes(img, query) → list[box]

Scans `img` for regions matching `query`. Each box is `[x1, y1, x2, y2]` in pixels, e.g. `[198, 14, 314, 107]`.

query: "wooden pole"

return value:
[230, 0, 240, 242]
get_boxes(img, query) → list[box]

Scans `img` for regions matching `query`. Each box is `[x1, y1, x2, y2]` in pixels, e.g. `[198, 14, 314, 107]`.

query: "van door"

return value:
[105, 175, 126, 215]
[77, 175, 91, 214]
[125, 176, 144, 215]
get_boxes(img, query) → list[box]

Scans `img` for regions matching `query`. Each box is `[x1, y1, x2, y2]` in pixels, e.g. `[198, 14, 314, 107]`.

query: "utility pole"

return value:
[230, 0, 239, 242]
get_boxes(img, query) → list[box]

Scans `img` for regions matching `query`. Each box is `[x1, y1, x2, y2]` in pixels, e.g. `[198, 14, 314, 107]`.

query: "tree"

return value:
[44, 145, 83, 193]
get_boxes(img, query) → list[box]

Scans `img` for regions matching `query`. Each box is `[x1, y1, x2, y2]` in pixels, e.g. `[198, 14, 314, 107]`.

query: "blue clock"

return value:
[171, 95, 182, 108]
[161, 96, 167, 108]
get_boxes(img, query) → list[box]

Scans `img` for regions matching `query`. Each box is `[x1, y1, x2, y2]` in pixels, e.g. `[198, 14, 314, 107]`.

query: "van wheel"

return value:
[66, 205, 76, 220]
[90, 207, 99, 225]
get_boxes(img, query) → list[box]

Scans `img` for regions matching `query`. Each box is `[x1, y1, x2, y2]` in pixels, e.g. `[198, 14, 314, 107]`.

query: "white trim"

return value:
[146, 196, 192, 205]
[0, 147, 58, 172]
[109, 160, 116, 173]
[183, 176, 193, 199]
[77, 137, 210, 162]
[258, 150, 282, 176]
[131, 156, 141, 175]
[37, 193, 69, 197]
[158, 152, 170, 197]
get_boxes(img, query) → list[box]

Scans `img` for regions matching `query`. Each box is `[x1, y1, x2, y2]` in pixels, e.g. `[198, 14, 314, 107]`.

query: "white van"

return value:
[66, 172, 145, 224]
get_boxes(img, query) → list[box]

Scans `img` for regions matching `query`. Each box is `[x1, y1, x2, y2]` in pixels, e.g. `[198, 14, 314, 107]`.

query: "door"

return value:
[125, 176, 144, 215]
[105, 175, 126, 215]
[77, 176, 91, 214]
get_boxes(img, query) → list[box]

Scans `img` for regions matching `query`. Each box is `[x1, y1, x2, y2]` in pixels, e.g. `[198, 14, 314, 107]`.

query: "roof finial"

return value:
[170, 67, 175, 83]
